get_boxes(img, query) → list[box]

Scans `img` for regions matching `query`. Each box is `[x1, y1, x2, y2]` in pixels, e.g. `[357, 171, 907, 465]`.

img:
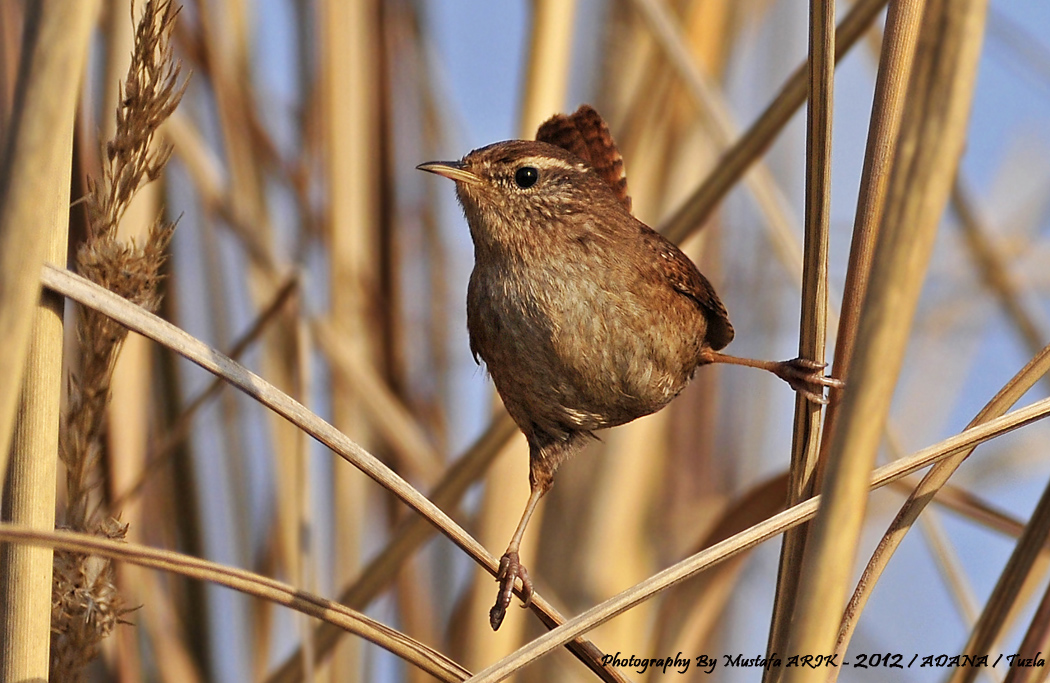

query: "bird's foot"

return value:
[489, 550, 533, 631]
[773, 358, 844, 404]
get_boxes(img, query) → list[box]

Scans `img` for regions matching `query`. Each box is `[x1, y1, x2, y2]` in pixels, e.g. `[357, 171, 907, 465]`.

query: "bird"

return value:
[417, 104, 842, 630]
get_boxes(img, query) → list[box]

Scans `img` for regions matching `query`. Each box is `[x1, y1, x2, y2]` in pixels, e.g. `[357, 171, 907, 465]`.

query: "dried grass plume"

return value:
[52, 1, 186, 678]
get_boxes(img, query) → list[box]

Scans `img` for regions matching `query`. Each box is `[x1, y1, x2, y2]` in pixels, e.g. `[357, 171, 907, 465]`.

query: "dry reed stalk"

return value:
[214, 47, 303, 683]
[600, 5, 657, 139]
[0, 0, 100, 491]
[679, 0, 734, 85]
[827, 11, 1047, 628]
[912, 482, 1023, 538]
[764, 1, 836, 673]
[3, 187, 68, 681]
[622, 0, 733, 149]
[43, 264, 625, 683]
[415, 60, 455, 458]
[796, 0, 835, 508]
[655, 448, 1022, 661]
[0, 1, 100, 680]
[782, 0, 989, 677]
[51, 1, 185, 678]
[464, 393, 1050, 682]
[397, 556, 440, 683]
[145, 287, 212, 683]
[197, 214, 271, 679]
[613, 71, 676, 219]
[0, 523, 472, 682]
[192, 207, 254, 666]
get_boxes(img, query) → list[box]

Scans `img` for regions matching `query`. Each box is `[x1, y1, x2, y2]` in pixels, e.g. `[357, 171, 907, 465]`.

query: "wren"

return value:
[418, 105, 842, 630]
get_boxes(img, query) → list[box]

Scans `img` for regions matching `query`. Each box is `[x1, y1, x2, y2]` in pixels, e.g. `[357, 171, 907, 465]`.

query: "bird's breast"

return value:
[466, 252, 706, 430]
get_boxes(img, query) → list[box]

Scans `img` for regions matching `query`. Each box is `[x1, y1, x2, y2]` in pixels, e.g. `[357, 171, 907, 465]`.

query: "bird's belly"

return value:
[552, 296, 697, 424]
[469, 267, 702, 434]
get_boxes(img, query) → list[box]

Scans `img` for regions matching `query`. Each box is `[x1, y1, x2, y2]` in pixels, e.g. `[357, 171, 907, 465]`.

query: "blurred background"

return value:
[2, 0, 1049, 680]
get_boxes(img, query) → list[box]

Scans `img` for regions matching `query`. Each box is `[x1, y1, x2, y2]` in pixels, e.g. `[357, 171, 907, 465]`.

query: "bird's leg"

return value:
[489, 484, 545, 631]
[700, 349, 845, 404]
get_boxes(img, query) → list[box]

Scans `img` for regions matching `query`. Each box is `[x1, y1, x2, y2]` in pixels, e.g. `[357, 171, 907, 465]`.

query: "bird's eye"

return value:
[514, 166, 539, 189]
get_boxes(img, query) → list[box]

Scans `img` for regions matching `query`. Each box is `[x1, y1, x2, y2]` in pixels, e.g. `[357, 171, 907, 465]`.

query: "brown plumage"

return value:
[417, 105, 841, 630]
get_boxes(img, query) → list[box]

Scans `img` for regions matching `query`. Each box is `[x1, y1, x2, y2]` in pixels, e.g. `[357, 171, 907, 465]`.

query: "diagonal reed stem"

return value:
[41, 263, 627, 683]
[463, 394, 1050, 683]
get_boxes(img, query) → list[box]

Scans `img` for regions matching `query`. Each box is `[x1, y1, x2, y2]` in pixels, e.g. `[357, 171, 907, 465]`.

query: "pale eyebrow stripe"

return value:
[519, 157, 581, 173]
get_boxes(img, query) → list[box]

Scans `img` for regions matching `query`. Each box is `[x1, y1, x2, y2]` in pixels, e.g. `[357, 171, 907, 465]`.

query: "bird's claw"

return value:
[489, 551, 533, 631]
[775, 358, 844, 405]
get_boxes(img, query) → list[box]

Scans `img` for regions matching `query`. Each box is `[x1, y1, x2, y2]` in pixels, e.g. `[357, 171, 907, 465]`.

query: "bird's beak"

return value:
[416, 160, 480, 184]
